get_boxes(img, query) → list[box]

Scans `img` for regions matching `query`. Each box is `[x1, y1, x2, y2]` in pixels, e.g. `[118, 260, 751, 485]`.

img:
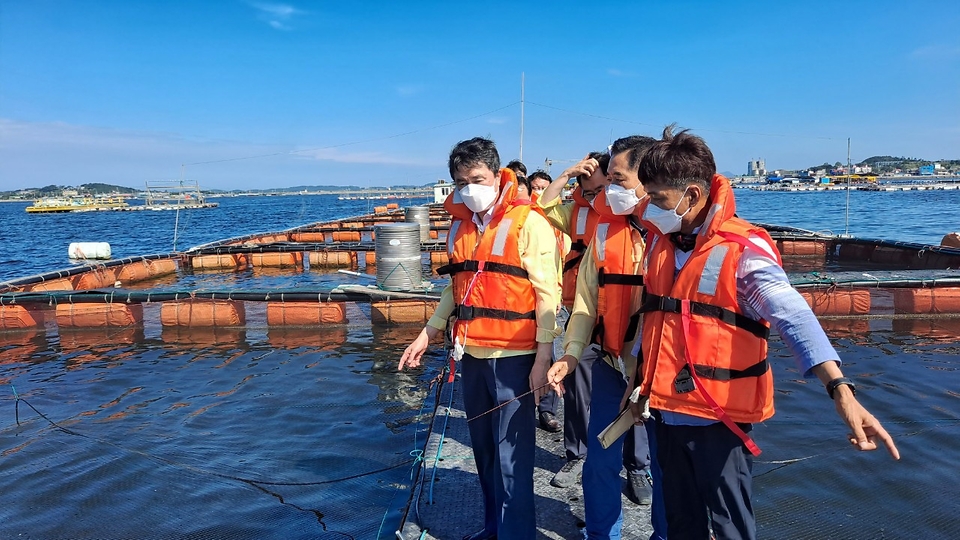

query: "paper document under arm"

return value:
[597, 387, 650, 450]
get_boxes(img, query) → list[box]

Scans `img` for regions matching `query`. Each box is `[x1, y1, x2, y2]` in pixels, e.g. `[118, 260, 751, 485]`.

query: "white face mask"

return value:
[459, 182, 498, 213]
[605, 183, 641, 215]
[643, 189, 691, 234]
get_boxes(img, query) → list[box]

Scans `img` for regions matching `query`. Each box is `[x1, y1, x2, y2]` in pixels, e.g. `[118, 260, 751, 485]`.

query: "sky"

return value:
[1, 0, 958, 191]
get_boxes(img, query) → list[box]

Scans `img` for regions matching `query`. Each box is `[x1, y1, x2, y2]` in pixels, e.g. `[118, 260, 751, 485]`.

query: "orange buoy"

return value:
[777, 239, 826, 257]
[332, 231, 362, 242]
[116, 259, 178, 283]
[365, 251, 377, 267]
[72, 267, 118, 290]
[429, 251, 449, 265]
[160, 300, 245, 327]
[291, 232, 325, 243]
[798, 289, 871, 316]
[386, 203, 400, 210]
[190, 253, 249, 270]
[26, 277, 75, 292]
[55, 303, 144, 327]
[0, 305, 46, 329]
[266, 301, 348, 325]
[250, 252, 303, 268]
[308, 251, 356, 268]
[370, 300, 439, 324]
[893, 287, 960, 314]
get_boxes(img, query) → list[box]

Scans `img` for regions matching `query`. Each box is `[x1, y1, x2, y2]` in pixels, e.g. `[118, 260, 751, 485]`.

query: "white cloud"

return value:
[248, 2, 305, 30]
[486, 117, 508, 124]
[910, 44, 960, 59]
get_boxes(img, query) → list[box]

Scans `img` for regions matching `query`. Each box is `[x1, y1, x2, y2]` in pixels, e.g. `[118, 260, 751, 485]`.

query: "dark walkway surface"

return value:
[399, 370, 653, 539]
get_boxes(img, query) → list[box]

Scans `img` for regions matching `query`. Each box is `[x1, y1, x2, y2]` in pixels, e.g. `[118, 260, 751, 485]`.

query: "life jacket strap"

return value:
[454, 305, 536, 321]
[563, 252, 585, 274]
[679, 299, 762, 457]
[639, 293, 769, 340]
[437, 259, 529, 279]
[597, 268, 645, 287]
[692, 359, 769, 380]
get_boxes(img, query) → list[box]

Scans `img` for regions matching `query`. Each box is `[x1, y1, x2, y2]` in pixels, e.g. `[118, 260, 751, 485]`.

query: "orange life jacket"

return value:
[637, 174, 781, 426]
[437, 168, 538, 351]
[588, 189, 645, 360]
[561, 188, 603, 308]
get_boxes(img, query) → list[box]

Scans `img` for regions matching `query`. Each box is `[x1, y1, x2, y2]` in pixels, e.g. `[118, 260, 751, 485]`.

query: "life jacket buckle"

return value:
[674, 364, 696, 394]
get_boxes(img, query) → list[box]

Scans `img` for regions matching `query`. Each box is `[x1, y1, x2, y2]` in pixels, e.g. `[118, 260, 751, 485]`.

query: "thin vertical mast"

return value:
[519, 72, 524, 162]
[844, 138, 851, 237]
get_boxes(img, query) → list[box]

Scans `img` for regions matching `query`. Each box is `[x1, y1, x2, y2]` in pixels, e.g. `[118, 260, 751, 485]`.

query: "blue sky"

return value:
[1, 1, 957, 191]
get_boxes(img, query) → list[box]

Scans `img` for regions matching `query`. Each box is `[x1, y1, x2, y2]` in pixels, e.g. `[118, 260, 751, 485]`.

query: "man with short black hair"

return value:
[633, 126, 900, 539]
[400, 137, 561, 540]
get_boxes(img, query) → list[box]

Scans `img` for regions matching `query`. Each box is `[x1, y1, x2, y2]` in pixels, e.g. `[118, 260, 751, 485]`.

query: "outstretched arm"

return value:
[812, 361, 900, 460]
[398, 325, 443, 370]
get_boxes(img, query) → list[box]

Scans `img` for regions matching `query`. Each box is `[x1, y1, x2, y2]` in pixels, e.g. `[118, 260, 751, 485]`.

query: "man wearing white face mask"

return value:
[545, 136, 667, 540]
[399, 137, 561, 540]
[633, 126, 899, 540]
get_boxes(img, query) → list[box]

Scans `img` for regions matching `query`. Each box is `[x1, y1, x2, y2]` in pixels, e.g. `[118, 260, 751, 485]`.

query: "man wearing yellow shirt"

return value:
[399, 137, 560, 540]
[546, 136, 667, 540]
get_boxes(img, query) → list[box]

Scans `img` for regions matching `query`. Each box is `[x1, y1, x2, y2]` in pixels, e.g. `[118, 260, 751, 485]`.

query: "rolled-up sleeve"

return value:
[537, 196, 575, 235]
[562, 238, 599, 361]
[426, 284, 454, 331]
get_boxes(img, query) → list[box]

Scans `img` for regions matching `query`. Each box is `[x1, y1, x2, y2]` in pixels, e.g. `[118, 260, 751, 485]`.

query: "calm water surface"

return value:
[1, 191, 958, 538]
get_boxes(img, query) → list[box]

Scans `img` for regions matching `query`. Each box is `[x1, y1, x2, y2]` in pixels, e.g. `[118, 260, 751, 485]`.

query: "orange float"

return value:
[0, 305, 46, 329]
[190, 253, 249, 270]
[160, 299, 245, 327]
[55, 303, 144, 327]
[308, 251, 356, 268]
[798, 289, 871, 316]
[266, 301, 348, 325]
[332, 231, 362, 242]
[370, 300, 438, 324]
[250, 251, 303, 268]
[893, 287, 960, 314]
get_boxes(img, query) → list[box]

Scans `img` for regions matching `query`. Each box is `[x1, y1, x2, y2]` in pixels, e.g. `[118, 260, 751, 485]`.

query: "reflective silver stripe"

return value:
[697, 245, 728, 296]
[575, 207, 589, 236]
[448, 220, 461, 255]
[595, 223, 610, 262]
[644, 234, 658, 274]
[491, 218, 512, 256]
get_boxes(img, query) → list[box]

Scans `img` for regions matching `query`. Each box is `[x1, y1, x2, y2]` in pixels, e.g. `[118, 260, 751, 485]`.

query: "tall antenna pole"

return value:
[519, 72, 524, 162]
[173, 164, 184, 252]
[844, 138, 851, 237]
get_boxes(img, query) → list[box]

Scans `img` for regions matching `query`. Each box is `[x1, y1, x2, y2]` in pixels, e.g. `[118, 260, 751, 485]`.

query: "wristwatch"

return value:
[826, 377, 857, 399]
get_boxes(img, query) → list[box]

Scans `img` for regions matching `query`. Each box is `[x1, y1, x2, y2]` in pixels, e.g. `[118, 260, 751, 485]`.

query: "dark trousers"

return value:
[461, 353, 537, 540]
[655, 417, 756, 540]
[562, 346, 650, 472]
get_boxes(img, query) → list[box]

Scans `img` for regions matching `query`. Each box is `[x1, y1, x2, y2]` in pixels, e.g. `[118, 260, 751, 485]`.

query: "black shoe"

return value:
[462, 529, 496, 540]
[538, 411, 561, 432]
[626, 469, 653, 505]
[550, 458, 584, 488]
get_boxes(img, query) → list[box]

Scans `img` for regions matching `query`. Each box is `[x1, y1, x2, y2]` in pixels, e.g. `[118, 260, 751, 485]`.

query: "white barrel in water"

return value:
[375, 223, 422, 291]
[68, 242, 111, 260]
[404, 205, 431, 243]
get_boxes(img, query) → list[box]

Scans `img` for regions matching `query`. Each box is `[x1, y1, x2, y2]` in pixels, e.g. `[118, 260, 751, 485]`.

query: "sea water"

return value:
[1, 191, 959, 538]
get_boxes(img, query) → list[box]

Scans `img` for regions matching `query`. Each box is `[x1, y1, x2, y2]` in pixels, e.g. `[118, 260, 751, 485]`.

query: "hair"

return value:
[577, 151, 611, 185]
[527, 170, 552, 185]
[638, 125, 716, 194]
[610, 135, 657, 171]
[505, 159, 527, 177]
[449, 137, 501, 180]
[515, 173, 532, 194]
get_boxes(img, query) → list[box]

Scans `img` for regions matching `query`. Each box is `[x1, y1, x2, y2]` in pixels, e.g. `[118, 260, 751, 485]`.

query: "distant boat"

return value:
[25, 196, 129, 213]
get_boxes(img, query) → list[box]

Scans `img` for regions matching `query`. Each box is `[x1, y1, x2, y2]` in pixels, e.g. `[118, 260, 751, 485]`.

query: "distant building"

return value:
[748, 158, 766, 177]
[919, 165, 935, 176]
[433, 179, 454, 204]
[854, 165, 873, 174]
